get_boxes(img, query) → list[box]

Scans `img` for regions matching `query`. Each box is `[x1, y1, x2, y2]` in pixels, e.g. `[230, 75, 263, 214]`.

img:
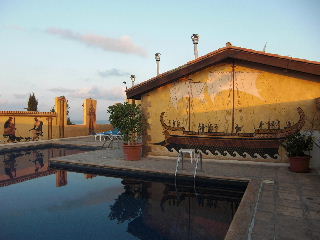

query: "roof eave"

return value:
[126, 48, 320, 99]
[127, 49, 233, 99]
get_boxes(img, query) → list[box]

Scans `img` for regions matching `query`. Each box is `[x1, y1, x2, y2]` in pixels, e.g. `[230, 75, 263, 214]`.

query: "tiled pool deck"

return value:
[1, 136, 320, 240]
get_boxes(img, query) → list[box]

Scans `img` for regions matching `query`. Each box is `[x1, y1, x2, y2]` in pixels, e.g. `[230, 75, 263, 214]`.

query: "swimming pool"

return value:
[0, 145, 246, 240]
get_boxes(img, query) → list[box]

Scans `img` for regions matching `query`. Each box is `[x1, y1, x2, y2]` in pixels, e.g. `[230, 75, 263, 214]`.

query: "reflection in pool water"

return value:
[0, 146, 90, 187]
[110, 178, 243, 240]
[0, 146, 245, 240]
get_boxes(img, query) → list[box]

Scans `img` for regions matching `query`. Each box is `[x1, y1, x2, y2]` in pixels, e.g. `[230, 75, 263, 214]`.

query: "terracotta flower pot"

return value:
[289, 156, 310, 173]
[123, 144, 142, 161]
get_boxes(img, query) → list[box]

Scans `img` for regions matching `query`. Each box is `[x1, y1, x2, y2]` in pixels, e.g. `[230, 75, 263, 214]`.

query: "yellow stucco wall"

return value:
[141, 61, 320, 162]
[83, 98, 97, 127]
[0, 98, 112, 143]
[64, 124, 112, 138]
[0, 114, 56, 142]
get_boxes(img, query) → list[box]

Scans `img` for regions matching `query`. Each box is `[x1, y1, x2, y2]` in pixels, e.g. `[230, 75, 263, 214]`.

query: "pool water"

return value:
[0, 145, 93, 187]
[0, 146, 245, 240]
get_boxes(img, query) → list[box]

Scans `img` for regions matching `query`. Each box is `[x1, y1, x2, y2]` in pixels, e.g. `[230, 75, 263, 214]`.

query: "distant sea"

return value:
[72, 120, 110, 124]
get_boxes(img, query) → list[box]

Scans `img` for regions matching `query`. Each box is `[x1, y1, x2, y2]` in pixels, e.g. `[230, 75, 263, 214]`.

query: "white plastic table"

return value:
[94, 133, 105, 141]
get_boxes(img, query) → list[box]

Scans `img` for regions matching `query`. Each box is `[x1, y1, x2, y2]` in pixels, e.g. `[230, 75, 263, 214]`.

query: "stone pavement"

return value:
[7, 136, 320, 240]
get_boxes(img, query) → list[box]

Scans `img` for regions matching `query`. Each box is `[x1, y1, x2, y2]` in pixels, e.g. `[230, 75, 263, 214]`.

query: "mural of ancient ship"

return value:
[158, 107, 305, 159]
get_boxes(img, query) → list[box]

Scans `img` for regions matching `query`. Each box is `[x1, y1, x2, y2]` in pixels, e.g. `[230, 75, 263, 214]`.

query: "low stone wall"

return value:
[64, 124, 89, 138]
[95, 124, 113, 133]
[64, 124, 112, 138]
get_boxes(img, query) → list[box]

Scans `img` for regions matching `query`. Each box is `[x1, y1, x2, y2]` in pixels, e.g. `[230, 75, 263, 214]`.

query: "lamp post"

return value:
[191, 34, 199, 59]
[155, 52, 161, 75]
[129, 75, 136, 104]
[123, 81, 127, 90]
[130, 75, 136, 87]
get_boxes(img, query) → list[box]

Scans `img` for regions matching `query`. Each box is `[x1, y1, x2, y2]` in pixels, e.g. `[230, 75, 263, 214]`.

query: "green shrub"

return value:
[282, 132, 313, 157]
[107, 102, 144, 144]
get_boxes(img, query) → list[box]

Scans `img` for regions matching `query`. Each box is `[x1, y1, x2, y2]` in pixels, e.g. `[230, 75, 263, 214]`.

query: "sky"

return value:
[0, 0, 319, 122]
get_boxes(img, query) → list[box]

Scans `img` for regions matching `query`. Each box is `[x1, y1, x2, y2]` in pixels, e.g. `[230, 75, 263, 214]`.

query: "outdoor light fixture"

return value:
[130, 75, 136, 87]
[155, 52, 161, 75]
[191, 34, 199, 59]
[155, 52, 161, 61]
[123, 81, 127, 90]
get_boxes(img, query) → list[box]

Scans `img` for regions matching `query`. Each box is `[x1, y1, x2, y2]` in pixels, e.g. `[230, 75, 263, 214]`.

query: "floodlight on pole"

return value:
[130, 75, 136, 87]
[155, 52, 161, 75]
[191, 34, 199, 59]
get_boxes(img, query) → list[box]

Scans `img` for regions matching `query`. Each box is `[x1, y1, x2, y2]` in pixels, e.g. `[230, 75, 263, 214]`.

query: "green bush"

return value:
[282, 132, 313, 157]
[107, 102, 144, 144]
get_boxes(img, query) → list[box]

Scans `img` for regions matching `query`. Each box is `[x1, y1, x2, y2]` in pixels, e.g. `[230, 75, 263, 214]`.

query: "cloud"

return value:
[98, 68, 130, 78]
[47, 86, 126, 101]
[46, 28, 147, 57]
[46, 185, 124, 212]
[0, 100, 26, 110]
[4, 25, 26, 31]
[47, 87, 73, 93]
[13, 93, 28, 99]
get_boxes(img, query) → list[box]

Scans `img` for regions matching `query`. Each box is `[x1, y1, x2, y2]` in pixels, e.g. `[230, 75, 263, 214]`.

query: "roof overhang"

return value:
[126, 46, 320, 100]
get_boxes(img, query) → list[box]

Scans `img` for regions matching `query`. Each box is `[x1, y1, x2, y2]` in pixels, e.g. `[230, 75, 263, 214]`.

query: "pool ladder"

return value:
[175, 149, 202, 180]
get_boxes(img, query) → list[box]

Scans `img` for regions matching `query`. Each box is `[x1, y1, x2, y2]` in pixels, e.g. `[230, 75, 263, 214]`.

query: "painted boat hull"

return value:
[158, 107, 305, 159]
[166, 134, 283, 149]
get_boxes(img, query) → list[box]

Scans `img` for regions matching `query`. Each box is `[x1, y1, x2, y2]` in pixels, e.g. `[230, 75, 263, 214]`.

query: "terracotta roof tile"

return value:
[127, 45, 320, 99]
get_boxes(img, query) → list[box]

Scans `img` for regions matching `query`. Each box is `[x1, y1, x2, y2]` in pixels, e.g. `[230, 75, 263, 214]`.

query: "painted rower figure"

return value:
[29, 118, 43, 141]
[3, 117, 16, 142]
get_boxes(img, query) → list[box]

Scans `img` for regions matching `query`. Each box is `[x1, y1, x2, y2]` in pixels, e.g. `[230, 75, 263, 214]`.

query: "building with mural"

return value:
[0, 97, 111, 143]
[126, 44, 320, 165]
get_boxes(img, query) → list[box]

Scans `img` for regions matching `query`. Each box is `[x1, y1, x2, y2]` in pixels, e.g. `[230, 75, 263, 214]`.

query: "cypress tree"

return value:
[27, 93, 38, 111]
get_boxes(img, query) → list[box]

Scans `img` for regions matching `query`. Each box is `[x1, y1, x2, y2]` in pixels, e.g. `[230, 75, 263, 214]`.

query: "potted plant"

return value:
[107, 102, 144, 160]
[282, 132, 313, 172]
